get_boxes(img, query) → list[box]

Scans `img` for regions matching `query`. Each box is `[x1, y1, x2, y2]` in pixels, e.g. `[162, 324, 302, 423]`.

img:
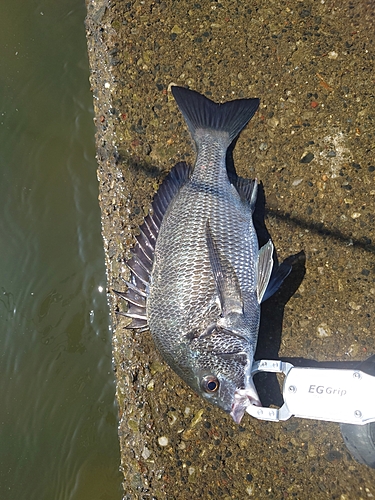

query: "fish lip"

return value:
[230, 389, 261, 424]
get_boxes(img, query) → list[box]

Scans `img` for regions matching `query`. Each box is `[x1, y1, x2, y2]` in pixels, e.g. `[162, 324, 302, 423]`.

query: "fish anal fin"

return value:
[233, 177, 258, 212]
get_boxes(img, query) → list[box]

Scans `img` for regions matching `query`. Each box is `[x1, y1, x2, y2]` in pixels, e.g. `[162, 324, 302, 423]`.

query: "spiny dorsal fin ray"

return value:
[126, 257, 150, 286]
[134, 232, 153, 263]
[115, 309, 148, 331]
[121, 280, 147, 298]
[122, 305, 147, 319]
[114, 288, 146, 308]
[113, 288, 142, 302]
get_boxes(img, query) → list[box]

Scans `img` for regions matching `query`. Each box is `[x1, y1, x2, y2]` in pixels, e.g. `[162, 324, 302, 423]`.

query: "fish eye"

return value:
[202, 375, 220, 393]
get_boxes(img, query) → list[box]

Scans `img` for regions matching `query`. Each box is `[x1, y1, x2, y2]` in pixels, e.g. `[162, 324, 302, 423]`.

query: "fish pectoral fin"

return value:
[205, 221, 243, 315]
[257, 240, 274, 303]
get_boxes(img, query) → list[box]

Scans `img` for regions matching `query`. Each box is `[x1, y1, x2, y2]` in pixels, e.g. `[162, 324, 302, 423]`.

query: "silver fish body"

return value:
[117, 87, 290, 423]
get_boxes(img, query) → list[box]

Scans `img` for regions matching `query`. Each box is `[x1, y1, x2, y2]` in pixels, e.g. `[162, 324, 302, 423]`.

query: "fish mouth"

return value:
[230, 387, 261, 424]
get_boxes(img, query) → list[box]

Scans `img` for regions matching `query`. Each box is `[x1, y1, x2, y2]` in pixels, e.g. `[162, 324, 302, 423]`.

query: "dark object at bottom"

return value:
[340, 354, 375, 468]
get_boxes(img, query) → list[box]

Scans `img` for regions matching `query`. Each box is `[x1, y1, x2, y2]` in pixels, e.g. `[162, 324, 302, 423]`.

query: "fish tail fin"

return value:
[171, 86, 260, 146]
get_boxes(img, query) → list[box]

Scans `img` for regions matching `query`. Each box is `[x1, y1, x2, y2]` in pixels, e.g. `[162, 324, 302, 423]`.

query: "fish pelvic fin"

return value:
[171, 86, 260, 147]
[261, 257, 293, 302]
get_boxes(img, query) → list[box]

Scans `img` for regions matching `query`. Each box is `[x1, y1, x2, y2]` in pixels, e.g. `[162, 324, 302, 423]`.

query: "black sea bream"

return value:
[116, 87, 291, 423]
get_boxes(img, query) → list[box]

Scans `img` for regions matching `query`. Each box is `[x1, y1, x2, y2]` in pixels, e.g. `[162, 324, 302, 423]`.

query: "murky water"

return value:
[0, 0, 122, 498]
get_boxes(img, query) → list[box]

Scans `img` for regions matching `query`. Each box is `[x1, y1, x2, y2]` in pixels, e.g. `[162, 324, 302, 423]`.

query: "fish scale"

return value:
[151, 151, 257, 319]
[117, 87, 292, 423]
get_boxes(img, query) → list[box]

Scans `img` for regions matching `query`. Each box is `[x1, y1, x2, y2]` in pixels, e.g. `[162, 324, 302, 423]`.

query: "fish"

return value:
[115, 86, 291, 423]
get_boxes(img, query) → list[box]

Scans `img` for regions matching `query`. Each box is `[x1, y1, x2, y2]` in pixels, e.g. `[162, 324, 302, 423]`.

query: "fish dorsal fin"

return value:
[116, 162, 192, 329]
[171, 86, 260, 147]
[151, 161, 193, 227]
[205, 221, 243, 316]
[233, 177, 258, 212]
[257, 240, 274, 303]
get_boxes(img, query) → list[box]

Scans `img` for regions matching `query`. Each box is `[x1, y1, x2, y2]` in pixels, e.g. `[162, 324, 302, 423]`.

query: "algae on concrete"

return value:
[86, 0, 375, 497]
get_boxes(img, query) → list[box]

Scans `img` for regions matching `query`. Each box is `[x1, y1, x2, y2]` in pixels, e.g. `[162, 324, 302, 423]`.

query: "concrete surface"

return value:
[85, 0, 375, 497]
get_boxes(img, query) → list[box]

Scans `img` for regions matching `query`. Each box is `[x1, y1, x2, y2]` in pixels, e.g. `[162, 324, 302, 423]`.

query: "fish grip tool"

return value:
[246, 360, 375, 425]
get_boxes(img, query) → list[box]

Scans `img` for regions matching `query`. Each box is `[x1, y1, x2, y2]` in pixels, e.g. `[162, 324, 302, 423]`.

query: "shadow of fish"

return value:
[115, 87, 291, 423]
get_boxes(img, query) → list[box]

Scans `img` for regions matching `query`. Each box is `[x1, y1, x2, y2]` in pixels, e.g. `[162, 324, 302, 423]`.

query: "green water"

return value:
[0, 0, 122, 498]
